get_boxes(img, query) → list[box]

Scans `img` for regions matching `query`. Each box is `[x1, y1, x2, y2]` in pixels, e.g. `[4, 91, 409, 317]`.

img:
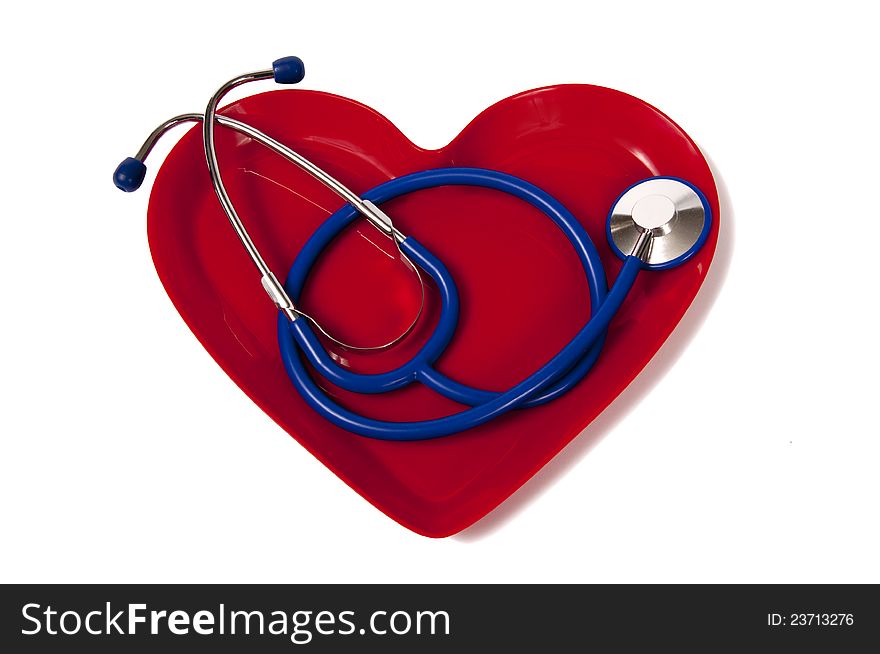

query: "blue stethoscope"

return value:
[115, 57, 712, 441]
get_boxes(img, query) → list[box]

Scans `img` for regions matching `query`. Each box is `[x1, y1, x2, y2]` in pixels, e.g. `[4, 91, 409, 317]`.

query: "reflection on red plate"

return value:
[148, 85, 718, 537]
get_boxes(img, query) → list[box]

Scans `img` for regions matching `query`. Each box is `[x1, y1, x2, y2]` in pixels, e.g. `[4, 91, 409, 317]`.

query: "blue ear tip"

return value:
[114, 157, 147, 192]
[272, 56, 305, 84]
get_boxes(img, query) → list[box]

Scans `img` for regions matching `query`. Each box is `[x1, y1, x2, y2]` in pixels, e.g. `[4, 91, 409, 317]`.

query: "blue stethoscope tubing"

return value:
[278, 167, 643, 441]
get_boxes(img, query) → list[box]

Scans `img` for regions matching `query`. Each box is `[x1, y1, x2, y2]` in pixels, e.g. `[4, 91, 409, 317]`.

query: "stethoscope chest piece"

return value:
[607, 177, 711, 269]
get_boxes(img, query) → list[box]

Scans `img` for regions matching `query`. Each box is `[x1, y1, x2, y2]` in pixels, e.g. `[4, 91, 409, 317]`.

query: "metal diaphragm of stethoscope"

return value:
[114, 56, 712, 441]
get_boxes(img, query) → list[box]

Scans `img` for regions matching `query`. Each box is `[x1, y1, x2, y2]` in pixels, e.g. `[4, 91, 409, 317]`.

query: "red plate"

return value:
[148, 85, 718, 537]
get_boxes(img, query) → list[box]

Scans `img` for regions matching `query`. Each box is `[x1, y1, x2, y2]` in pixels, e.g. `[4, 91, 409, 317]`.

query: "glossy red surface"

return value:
[148, 85, 718, 537]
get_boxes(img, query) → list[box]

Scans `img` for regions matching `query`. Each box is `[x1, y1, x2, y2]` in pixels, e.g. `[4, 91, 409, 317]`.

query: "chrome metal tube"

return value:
[201, 71, 301, 320]
[630, 229, 653, 261]
[129, 111, 422, 349]
[133, 114, 406, 244]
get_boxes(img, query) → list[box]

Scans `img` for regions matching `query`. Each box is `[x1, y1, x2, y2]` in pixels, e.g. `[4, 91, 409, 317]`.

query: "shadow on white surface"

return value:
[457, 151, 735, 541]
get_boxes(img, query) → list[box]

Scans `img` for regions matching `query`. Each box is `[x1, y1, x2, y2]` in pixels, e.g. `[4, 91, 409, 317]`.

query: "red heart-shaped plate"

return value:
[147, 85, 718, 537]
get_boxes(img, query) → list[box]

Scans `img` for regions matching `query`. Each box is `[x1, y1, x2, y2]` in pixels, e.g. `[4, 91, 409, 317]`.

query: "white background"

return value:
[1, 1, 877, 583]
